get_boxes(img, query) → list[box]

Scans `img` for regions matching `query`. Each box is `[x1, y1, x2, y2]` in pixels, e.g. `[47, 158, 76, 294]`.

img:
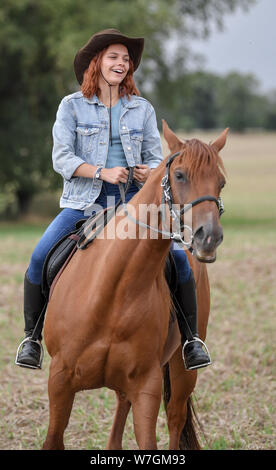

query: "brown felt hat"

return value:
[74, 28, 144, 84]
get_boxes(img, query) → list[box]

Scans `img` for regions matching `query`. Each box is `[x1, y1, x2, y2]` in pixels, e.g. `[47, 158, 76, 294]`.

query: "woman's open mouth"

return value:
[111, 68, 124, 75]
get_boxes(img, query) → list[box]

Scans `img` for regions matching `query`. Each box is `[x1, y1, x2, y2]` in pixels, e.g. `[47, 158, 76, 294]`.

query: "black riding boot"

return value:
[174, 270, 212, 370]
[15, 272, 45, 369]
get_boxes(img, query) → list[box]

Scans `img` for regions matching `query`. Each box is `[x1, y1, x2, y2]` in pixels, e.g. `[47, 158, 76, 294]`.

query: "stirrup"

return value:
[15, 337, 44, 370]
[182, 337, 212, 370]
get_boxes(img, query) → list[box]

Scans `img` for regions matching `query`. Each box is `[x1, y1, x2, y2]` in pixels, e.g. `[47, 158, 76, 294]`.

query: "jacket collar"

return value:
[84, 93, 140, 109]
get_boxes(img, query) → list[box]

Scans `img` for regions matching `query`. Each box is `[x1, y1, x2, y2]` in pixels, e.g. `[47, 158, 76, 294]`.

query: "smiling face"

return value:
[100, 43, 130, 86]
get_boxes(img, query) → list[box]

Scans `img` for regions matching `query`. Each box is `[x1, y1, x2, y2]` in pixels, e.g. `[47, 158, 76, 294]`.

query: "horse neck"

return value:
[131, 162, 166, 210]
[116, 163, 172, 276]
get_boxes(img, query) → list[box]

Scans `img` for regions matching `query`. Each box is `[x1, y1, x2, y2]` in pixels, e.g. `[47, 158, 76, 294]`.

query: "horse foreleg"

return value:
[42, 357, 75, 450]
[130, 367, 162, 450]
[165, 347, 199, 450]
[106, 392, 131, 450]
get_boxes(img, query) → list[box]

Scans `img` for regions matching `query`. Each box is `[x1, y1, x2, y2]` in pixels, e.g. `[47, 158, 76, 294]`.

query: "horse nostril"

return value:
[194, 224, 223, 250]
[194, 226, 204, 241]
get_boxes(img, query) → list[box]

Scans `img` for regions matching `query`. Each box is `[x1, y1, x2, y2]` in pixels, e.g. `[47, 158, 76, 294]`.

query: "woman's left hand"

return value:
[133, 164, 151, 183]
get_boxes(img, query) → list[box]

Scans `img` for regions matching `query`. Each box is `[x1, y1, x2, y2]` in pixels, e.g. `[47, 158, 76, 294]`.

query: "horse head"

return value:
[162, 120, 228, 263]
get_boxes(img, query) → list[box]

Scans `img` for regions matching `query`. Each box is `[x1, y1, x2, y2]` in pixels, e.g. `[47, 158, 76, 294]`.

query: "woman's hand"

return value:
[133, 164, 151, 183]
[100, 166, 129, 184]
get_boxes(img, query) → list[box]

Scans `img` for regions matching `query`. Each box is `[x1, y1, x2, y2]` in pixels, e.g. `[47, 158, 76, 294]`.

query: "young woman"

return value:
[15, 29, 211, 370]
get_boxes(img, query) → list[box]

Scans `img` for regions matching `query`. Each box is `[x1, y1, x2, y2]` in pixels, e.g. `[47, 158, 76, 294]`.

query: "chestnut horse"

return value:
[42, 122, 228, 450]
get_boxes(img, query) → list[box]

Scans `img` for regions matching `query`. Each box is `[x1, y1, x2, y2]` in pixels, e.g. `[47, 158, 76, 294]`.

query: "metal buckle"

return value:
[163, 187, 171, 202]
[171, 225, 193, 247]
[15, 337, 44, 370]
[218, 196, 225, 216]
[161, 175, 168, 187]
[182, 337, 212, 370]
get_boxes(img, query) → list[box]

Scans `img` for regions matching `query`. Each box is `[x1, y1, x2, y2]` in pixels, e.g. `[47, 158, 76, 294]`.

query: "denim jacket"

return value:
[52, 91, 163, 209]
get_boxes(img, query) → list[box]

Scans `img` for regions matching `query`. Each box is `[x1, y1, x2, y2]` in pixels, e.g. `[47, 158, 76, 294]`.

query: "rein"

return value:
[77, 167, 135, 250]
[120, 151, 224, 250]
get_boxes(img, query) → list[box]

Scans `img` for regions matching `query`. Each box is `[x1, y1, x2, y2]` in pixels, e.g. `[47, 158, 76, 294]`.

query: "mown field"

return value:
[0, 132, 275, 450]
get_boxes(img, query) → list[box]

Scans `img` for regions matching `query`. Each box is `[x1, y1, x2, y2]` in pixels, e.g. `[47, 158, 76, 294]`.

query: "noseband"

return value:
[120, 151, 224, 250]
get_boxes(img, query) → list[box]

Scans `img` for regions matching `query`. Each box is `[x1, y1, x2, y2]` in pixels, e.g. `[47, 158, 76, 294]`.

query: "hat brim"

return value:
[74, 32, 144, 85]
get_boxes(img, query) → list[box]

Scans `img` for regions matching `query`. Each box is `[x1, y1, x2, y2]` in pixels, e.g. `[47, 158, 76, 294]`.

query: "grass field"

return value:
[0, 131, 275, 450]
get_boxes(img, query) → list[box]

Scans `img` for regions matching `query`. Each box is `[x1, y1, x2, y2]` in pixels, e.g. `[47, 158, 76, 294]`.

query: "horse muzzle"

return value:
[192, 222, 223, 263]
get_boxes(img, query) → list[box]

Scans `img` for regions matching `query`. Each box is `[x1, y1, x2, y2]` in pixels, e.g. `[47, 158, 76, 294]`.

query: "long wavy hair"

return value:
[81, 47, 140, 99]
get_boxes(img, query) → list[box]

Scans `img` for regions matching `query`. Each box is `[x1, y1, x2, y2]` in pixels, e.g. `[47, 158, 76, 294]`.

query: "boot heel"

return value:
[15, 337, 44, 370]
[182, 337, 212, 370]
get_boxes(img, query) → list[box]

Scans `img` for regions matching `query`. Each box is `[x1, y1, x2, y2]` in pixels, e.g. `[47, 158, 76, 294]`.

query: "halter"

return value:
[120, 151, 225, 250]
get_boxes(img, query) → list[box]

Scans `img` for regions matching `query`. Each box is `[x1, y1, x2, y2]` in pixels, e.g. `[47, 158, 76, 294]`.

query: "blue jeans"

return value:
[27, 182, 191, 285]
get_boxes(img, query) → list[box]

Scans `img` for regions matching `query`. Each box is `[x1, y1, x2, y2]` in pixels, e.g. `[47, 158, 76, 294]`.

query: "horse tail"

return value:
[162, 362, 201, 450]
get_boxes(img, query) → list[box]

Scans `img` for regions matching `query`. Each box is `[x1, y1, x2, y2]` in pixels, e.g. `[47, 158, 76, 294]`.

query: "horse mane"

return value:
[178, 138, 226, 182]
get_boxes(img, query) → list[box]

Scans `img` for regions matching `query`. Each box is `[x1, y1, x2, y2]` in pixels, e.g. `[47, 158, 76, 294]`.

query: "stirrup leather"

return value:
[15, 337, 44, 370]
[182, 337, 212, 370]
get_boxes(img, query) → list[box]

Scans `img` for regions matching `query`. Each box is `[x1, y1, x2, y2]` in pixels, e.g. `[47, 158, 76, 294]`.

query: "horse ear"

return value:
[162, 119, 184, 153]
[211, 128, 229, 152]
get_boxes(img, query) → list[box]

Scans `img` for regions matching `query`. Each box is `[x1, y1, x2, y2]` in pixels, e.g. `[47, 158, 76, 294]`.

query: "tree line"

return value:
[2, 0, 274, 218]
[148, 70, 276, 132]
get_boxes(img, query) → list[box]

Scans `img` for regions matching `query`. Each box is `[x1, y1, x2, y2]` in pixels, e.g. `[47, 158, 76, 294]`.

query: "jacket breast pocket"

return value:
[76, 126, 100, 155]
[130, 130, 143, 160]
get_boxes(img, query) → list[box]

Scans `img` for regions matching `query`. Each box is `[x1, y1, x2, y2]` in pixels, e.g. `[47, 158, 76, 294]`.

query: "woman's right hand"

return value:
[100, 167, 129, 184]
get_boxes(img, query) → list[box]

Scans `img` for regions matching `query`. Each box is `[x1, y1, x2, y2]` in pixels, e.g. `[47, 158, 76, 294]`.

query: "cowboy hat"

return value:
[74, 28, 144, 84]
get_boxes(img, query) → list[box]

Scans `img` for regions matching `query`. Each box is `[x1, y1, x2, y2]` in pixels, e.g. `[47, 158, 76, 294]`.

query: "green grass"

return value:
[0, 221, 274, 450]
[0, 132, 275, 450]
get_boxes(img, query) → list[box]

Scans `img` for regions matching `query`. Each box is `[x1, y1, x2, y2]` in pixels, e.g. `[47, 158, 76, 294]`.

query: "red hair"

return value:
[81, 47, 140, 99]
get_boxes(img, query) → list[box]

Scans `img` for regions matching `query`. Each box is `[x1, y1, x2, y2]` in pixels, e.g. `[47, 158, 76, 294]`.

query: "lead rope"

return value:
[118, 182, 176, 240]
[78, 167, 135, 250]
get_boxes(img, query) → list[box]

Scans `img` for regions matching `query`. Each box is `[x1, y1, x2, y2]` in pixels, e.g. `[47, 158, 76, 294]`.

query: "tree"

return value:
[0, 0, 256, 217]
[264, 91, 276, 130]
[216, 72, 266, 131]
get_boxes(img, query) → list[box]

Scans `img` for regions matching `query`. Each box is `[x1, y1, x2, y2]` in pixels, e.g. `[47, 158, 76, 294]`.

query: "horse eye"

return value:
[220, 181, 225, 190]
[174, 171, 187, 182]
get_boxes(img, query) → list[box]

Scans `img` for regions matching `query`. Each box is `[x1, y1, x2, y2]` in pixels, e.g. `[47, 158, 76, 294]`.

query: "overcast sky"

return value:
[191, 0, 275, 93]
